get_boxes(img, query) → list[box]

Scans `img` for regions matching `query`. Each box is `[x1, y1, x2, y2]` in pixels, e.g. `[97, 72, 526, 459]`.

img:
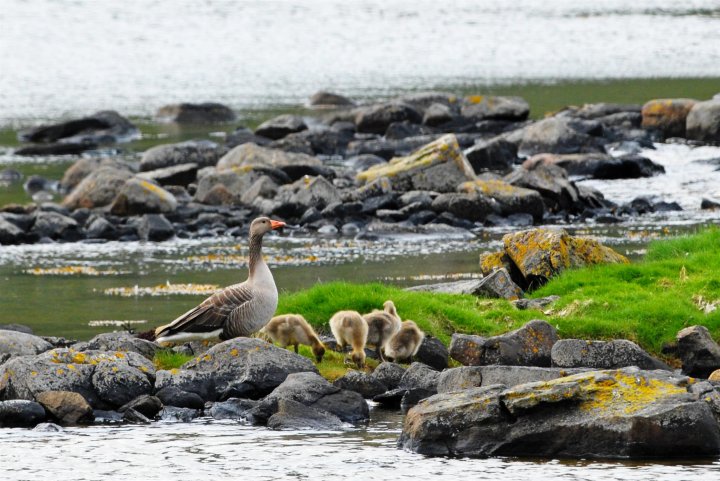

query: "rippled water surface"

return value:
[1, 0, 720, 122]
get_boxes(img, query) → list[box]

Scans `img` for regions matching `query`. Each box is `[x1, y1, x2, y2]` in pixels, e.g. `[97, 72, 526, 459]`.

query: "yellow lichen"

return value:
[230, 348, 239, 357]
[72, 352, 86, 364]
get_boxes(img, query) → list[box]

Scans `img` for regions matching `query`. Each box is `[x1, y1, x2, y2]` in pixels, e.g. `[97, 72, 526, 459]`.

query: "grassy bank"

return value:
[276, 228, 720, 357]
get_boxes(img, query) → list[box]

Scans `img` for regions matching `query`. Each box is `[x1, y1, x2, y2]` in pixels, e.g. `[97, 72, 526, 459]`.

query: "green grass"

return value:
[153, 350, 194, 370]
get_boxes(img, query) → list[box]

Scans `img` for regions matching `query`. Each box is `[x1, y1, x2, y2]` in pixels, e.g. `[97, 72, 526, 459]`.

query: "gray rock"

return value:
[140, 141, 224, 171]
[217, 142, 321, 170]
[352, 176, 393, 202]
[465, 137, 518, 173]
[414, 337, 448, 371]
[59, 157, 101, 191]
[513, 295, 560, 310]
[399, 363, 440, 393]
[0, 330, 53, 358]
[160, 406, 201, 422]
[62, 166, 133, 210]
[85, 216, 119, 240]
[0, 217, 27, 245]
[275, 176, 341, 214]
[92, 360, 153, 407]
[423, 102, 455, 126]
[19, 110, 137, 144]
[210, 398, 258, 420]
[239, 176, 279, 205]
[449, 320, 558, 367]
[310, 389, 369, 423]
[333, 370, 388, 398]
[518, 117, 603, 157]
[226, 127, 271, 149]
[369, 362, 405, 390]
[676, 325, 720, 378]
[33, 422, 64, 432]
[156, 102, 236, 124]
[31, 211, 81, 241]
[267, 399, 346, 430]
[92, 410, 124, 424]
[110, 178, 177, 216]
[155, 338, 317, 402]
[505, 163, 583, 213]
[155, 386, 205, 409]
[36, 391, 94, 425]
[123, 407, 152, 424]
[551, 339, 670, 370]
[83, 332, 159, 360]
[461, 96, 529, 121]
[474, 269, 524, 300]
[0, 400, 46, 427]
[399, 368, 720, 458]
[255, 114, 308, 140]
[309, 91, 355, 107]
[194, 168, 263, 205]
[431, 193, 496, 221]
[119, 395, 163, 419]
[137, 214, 174, 241]
[686, 100, 720, 142]
[526, 152, 664, 179]
[436, 366, 484, 393]
[137, 163, 199, 187]
[355, 102, 422, 134]
[0, 324, 33, 335]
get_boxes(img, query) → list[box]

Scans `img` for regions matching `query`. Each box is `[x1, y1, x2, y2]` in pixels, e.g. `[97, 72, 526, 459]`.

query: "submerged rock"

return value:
[399, 368, 720, 458]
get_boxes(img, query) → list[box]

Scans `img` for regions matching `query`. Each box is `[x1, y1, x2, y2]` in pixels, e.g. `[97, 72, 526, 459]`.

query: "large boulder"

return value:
[140, 141, 225, 171]
[460, 96, 529, 121]
[35, 391, 94, 425]
[524, 153, 665, 179]
[77, 332, 159, 360]
[18, 110, 138, 144]
[449, 320, 558, 367]
[551, 339, 670, 370]
[414, 337, 449, 371]
[399, 368, 720, 458]
[217, 142, 321, 170]
[0, 400, 46, 427]
[109, 178, 177, 216]
[333, 371, 388, 399]
[0, 217, 27, 245]
[464, 137, 518, 173]
[458, 179, 544, 222]
[504, 163, 583, 213]
[356, 134, 476, 193]
[676, 325, 720, 378]
[255, 114, 307, 140]
[62, 167, 133, 210]
[354, 102, 422, 134]
[436, 365, 581, 393]
[686, 100, 720, 143]
[430, 192, 496, 222]
[31, 211, 82, 241]
[156, 102, 236, 124]
[194, 169, 265, 205]
[154, 338, 317, 402]
[0, 348, 156, 409]
[641, 98, 697, 138]
[0, 330, 53, 358]
[518, 117, 603, 157]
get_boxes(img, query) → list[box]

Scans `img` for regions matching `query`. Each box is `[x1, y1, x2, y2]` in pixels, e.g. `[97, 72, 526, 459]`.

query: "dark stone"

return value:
[431, 193, 497, 222]
[309, 91, 355, 107]
[255, 114, 307, 140]
[156, 102, 236, 124]
[137, 163, 199, 187]
[31, 211, 82, 241]
[137, 214, 175, 241]
[355, 102, 423, 134]
[465, 138, 518, 173]
[701, 198, 720, 210]
[155, 386, 205, 409]
[210, 398, 259, 420]
[85, 216, 119, 240]
[15, 142, 96, 156]
[369, 362, 405, 391]
[385, 121, 432, 140]
[160, 406, 202, 422]
[267, 399, 346, 430]
[333, 371, 388, 398]
[414, 337, 448, 371]
[551, 339, 670, 370]
[513, 295, 560, 310]
[122, 407, 151, 424]
[226, 127, 271, 148]
[118, 395, 163, 419]
[676, 325, 720, 378]
[0, 400, 46, 427]
[311, 389, 369, 423]
[518, 117, 604, 157]
[19, 111, 137, 144]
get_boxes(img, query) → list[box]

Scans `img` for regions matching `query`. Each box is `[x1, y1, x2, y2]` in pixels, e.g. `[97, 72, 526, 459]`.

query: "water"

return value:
[1, 0, 720, 123]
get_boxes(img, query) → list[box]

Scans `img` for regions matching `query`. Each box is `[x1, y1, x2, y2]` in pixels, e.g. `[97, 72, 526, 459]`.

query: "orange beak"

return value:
[270, 219, 286, 230]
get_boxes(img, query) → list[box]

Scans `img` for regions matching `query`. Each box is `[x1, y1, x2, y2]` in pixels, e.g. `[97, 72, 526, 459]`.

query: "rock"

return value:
[709, 369, 720, 382]
[276, 176, 341, 214]
[155, 386, 204, 409]
[641, 98, 697, 138]
[85, 216, 119, 240]
[513, 295, 560, 310]
[399, 368, 720, 458]
[676, 325, 720, 378]
[352, 176, 393, 202]
[461, 96, 529, 121]
[701, 198, 720, 210]
[123, 407, 151, 424]
[209, 398, 258, 420]
[62, 167, 133, 210]
[33, 422, 64, 432]
[155, 338, 317, 402]
[156, 102, 235, 123]
[551, 339, 670, 370]
[423, 102, 455, 126]
[311, 389, 369, 423]
[140, 141, 224, 172]
[464, 137, 518, 173]
[0, 330, 53, 358]
[498, 228, 629, 288]
[505, 163, 583, 213]
[255, 114, 307, 140]
[83, 333, 158, 360]
[449, 320, 558, 367]
[333, 370, 388, 398]
[217, 142, 321, 171]
[194, 168, 262, 205]
[19, 110, 138, 144]
[0, 400, 46, 427]
[160, 406, 202, 422]
[309, 91, 355, 107]
[119, 395, 163, 419]
[0, 217, 28, 245]
[518, 117, 603, 157]
[407, 270, 523, 301]
[31, 211, 82, 241]
[398, 363, 440, 393]
[436, 366, 484, 393]
[686, 100, 720, 142]
[239, 175, 279, 205]
[0, 349, 155, 408]
[437, 365, 582, 393]
[525, 152, 664, 179]
[226, 127, 271, 149]
[0, 324, 33, 335]
[369, 362, 405, 390]
[15, 142, 96, 156]
[429, 192, 496, 222]
[36, 391, 94, 425]
[413, 337, 448, 371]
[137, 163, 199, 187]
[458, 179, 544, 222]
[267, 399, 346, 430]
[60, 158, 102, 191]
[355, 102, 422, 134]
[110, 178, 177, 216]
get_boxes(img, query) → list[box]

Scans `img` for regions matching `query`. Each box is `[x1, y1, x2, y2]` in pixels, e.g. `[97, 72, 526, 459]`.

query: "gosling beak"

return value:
[270, 219, 286, 230]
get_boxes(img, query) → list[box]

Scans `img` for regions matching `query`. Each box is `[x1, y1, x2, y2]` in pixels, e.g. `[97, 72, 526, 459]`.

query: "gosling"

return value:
[329, 310, 368, 369]
[384, 320, 425, 364]
[362, 300, 401, 361]
[261, 314, 326, 363]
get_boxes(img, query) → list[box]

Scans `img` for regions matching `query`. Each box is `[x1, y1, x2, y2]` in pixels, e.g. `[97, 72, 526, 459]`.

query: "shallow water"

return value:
[1, 0, 720, 123]
[0, 407, 718, 481]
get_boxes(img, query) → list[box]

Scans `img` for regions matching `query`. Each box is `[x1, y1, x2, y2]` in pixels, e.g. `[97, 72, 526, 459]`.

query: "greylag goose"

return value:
[329, 310, 368, 369]
[362, 300, 401, 361]
[385, 320, 425, 363]
[261, 314, 326, 362]
[155, 217, 285, 344]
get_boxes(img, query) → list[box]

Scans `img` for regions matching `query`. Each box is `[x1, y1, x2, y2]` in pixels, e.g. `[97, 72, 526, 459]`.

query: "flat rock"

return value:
[551, 339, 670, 370]
[333, 370, 388, 398]
[518, 117, 603, 157]
[140, 141, 224, 171]
[464, 137, 518, 173]
[461, 96, 529, 121]
[19, 110, 137, 144]
[267, 399, 346, 430]
[354, 102, 422, 134]
[217, 142, 321, 170]
[137, 163, 198, 187]
[209, 398, 259, 420]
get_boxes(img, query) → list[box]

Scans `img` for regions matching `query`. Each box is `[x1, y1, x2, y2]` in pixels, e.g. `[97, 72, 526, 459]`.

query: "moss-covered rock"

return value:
[356, 134, 476, 193]
[399, 368, 720, 458]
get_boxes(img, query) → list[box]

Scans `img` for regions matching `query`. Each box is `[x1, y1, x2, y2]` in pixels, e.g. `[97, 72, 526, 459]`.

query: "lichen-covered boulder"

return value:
[676, 325, 720, 378]
[449, 320, 558, 367]
[504, 163, 583, 213]
[109, 178, 177, 216]
[551, 339, 670, 370]
[641, 98, 697, 138]
[78, 332, 159, 360]
[357, 134, 477, 193]
[458, 179, 544, 222]
[399, 368, 720, 458]
[35, 391, 94, 425]
[686, 100, 720, 142]
[0, 330, 52, 358]
[140, 140, 225, 171]
[92, 361, 153, 407]
[155, 338, 317, 402]
[62, 167, 133, 210]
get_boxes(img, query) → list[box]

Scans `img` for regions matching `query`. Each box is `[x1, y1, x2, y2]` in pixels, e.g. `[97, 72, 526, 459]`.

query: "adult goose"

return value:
[155, 217, 285, 344]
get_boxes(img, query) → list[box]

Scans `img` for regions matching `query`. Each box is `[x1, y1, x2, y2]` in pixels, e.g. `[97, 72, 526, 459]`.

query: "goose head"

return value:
[312, 343, 326, 363]
[250, 217, 286, 237]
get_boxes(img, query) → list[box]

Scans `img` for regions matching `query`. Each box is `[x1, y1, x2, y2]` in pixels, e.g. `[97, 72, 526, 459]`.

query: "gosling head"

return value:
[250, 217, 285, 237]
[312, 343, 326, 363]
[383, 300, 398, 317]
[350, 351, 366, 369]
